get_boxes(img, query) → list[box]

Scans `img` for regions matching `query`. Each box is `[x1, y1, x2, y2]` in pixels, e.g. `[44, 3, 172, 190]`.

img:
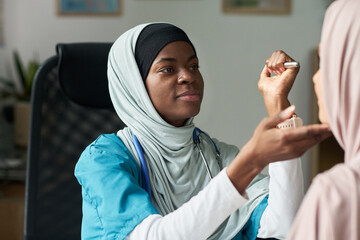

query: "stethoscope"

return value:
[131, 127, 221, 199]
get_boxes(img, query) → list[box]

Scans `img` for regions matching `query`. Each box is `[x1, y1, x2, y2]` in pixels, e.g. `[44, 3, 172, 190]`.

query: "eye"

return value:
[190, 64, 200, 71]
[160, 67, 174, 73]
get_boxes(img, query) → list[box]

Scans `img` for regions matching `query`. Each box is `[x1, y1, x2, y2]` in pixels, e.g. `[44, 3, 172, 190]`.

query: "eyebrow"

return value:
[154, 54, 197, 65]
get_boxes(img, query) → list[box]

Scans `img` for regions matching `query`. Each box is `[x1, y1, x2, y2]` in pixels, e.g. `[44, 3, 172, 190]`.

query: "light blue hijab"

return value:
[107, 23, 269, 239]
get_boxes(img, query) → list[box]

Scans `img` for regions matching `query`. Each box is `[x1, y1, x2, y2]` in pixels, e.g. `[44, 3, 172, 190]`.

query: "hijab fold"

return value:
[107, 23, 269, 239]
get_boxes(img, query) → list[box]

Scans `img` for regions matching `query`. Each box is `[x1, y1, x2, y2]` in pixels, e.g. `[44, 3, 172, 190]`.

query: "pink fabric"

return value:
[287, 0, 360, 239]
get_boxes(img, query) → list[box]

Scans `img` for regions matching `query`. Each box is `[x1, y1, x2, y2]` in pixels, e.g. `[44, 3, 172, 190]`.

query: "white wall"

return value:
[0, 0, 329, 187]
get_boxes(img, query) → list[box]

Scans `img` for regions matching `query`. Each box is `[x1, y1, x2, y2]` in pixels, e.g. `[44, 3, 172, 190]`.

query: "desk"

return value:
[0, 182, 25, 240]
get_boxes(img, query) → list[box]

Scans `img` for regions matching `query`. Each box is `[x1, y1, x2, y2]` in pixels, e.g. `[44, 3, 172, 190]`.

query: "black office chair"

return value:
[24, 43, 126, 239]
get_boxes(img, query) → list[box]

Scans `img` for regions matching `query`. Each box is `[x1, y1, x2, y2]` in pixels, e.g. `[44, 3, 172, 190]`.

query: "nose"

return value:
[177, 68, 195, 84]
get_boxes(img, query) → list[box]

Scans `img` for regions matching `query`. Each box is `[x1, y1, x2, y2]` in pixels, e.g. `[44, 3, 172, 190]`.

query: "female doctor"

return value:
[75, 23, 331, 239]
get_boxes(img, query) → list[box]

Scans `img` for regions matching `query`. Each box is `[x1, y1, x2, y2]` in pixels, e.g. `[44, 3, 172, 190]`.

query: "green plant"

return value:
[0, 51, 39, 101]
[0, 75, 16, 98]
[13, 51, 39, 101]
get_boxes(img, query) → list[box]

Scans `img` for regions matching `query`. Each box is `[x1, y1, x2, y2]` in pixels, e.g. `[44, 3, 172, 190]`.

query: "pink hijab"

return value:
[287, 0, 360, 239]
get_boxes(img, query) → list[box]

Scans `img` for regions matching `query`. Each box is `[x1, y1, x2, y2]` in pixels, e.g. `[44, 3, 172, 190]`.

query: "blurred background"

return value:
[0, 0, 342, 239]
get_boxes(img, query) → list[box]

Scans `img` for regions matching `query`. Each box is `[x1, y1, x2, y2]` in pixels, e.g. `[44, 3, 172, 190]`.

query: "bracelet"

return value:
[277, 114, 303, 129]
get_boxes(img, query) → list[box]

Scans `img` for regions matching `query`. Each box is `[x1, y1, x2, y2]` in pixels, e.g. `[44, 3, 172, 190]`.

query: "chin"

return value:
[190, 106, 201, 117]
[318, 112, 328, 124]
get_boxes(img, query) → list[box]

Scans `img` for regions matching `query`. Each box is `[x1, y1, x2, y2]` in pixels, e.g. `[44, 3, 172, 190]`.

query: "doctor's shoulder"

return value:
[75, 133, 140, 179]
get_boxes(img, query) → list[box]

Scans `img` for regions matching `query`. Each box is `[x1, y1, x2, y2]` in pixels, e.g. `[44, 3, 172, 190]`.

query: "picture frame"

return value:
[222, 0, 291, 14]
[57, 0, 121, 16]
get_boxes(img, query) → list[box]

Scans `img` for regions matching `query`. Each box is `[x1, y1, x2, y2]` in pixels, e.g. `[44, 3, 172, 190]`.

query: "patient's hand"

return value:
[258, 50, 300, 117]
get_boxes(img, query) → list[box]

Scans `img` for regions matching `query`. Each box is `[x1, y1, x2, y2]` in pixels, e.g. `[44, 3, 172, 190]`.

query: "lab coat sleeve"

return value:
[125, 168, 249, 240]
[257, 157, 304, 239]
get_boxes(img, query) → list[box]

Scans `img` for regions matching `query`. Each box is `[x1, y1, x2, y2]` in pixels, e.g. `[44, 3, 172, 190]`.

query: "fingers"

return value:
[287, 123, 332, 141]
[266, 50, 286, 75]
[265, 123, 332, 162]
[281, 124, 332, 157]
[278, 64, 299, 82]
[262, 105, 296, 129]
[266, 50, 296, 76]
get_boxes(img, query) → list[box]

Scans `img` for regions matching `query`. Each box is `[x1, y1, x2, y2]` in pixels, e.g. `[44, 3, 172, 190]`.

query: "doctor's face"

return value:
[145, 41, 204, 127]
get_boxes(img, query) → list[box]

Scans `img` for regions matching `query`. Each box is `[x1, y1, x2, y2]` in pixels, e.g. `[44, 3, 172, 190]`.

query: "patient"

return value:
[287, 0, 360, 239]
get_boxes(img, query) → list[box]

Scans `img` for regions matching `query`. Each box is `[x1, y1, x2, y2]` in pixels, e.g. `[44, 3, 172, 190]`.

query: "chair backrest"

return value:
[24, 43, 126, 240]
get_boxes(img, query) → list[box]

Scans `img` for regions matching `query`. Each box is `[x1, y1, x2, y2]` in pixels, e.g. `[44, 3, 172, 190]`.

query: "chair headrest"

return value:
[56, 43, 113, 109]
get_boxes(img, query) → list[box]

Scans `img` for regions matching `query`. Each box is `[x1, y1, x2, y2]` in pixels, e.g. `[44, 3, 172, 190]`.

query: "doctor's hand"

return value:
[245, 105, 331, 165]
[258, 50, 300, 117]
[226, 106, 331, 195]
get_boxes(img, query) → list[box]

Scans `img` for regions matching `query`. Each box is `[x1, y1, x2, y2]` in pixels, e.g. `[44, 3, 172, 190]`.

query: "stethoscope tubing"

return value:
[195, 141, 213, 179]
[132, 127, 219, 199]
[132, 135, 152, 198]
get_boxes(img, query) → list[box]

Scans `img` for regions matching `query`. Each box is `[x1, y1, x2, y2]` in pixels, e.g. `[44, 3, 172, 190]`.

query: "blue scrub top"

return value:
[75, 134, 158, 239]
[75, 134, 268, 240]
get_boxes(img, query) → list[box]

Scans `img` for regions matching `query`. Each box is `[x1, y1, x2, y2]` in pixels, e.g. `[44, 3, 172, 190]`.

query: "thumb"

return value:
[282, 64, 300, 78]
[265, 105, 296, 129]
[260, 65, 270, 78]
